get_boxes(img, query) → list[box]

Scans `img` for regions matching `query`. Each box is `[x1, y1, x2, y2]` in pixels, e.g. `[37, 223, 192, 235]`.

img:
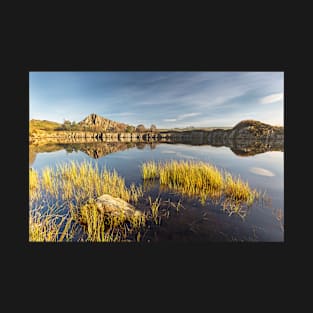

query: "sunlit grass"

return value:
[142, 160, 224, 201]
[29, 205, 77, 242]
[79, 199, 147, 242]
[29, 161, 145, 242]
[80, 201, 121, 242]
[141, 160, 259, 216]
[29, 169, 40, 201]
[159, 160, 223, 198]
[141, 161, 159, 179]
[224, 173, 257, 205]
[30, 159, 262, 242]
[53, 161, 142, 202]
[149, 196, 162, 224]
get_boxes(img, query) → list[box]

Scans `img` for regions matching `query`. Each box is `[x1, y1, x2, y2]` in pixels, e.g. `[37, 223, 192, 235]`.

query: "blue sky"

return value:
[29, 72, 284, 128]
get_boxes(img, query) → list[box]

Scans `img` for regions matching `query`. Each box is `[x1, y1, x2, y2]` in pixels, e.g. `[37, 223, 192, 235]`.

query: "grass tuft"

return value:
[141, 160, 259, 216]
[141, 161, 159, 180]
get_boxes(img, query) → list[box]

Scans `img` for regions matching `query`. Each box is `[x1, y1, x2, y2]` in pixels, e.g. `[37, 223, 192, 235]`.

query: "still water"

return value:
[29, 141, 284, 242]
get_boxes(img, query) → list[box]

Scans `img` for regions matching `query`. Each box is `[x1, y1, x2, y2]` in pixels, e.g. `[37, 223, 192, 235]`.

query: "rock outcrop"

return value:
[207, 120, 284, 142]
[205, 120, 284, 155]
[29, 130, 161, 145]
[78, 113, 129, 132]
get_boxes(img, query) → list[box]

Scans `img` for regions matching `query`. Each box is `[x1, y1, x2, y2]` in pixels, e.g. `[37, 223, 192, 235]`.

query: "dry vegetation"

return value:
[29, 159, 260, 242]
[141, 160, 258, 212]
[29, 161, 145, 242]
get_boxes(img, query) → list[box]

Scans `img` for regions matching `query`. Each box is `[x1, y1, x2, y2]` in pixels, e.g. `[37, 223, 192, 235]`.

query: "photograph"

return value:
[29, 71, 284, 242]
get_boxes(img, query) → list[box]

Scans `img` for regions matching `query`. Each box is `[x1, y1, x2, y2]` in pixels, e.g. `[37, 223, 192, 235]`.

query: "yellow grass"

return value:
[149, 196, 162, 224]
[159, 160, 223, 192]
[30, 159, 261, 242]
[29, 161, 145, 242]
[80, 200, 146, 242]
[29, 206, 76, 242]
[224, 173, 257, 205]
[141, 160, 259, 215]
[52, 161, 142, 202]
[143, 160, 224, 201]
[141, 161, 159, 179]
[29, 169, 40, 201]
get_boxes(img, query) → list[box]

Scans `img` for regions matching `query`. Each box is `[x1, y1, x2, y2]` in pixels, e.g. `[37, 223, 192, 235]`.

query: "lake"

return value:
[29, 141, 284, 242]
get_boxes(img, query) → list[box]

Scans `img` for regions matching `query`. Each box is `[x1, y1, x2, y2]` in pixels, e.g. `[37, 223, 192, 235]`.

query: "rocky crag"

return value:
[78, 113, 129, 132]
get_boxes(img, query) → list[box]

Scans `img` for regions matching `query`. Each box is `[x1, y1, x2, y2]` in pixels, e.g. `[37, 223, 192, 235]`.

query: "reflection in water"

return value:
[29, 148, 37, 166]
[249, 167, 275, 177]
[29, 137, 284, 166]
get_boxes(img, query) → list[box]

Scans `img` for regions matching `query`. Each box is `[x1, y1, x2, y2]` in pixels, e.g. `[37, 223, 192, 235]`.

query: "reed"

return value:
[29, 206, 77, 242]
[29, 169, 40, 201]
[149, 196, 162, 224]
[29, 161, 144, 242]
[142, 160, 224, 201]
[224, 173, 257, 205]
[80, 200, 146, 242]
[42, 167, 56, 196]
[141, 161, 159, 180]
[141, 160, 259, 215]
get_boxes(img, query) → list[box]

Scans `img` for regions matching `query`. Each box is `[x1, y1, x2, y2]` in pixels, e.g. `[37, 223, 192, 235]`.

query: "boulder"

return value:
[95, 194, 142, 219]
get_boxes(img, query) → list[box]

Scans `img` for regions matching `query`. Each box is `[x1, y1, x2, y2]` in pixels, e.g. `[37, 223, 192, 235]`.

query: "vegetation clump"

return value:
[29, 161, 145, 242]
[141, 160, 258, 213]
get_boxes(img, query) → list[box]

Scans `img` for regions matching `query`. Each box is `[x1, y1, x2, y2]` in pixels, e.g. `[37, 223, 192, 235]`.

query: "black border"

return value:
[3, 5, 300, 302]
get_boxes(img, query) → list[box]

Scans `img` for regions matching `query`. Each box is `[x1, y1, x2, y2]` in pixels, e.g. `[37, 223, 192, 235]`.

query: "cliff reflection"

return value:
[29, 138, 284, 166]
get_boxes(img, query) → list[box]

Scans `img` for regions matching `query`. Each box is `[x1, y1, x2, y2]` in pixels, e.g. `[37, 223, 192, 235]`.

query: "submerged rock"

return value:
[95, 194, 142, 219]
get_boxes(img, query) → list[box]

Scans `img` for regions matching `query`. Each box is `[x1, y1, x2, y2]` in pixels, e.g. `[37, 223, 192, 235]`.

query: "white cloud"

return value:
[163, 118, 177, 122]
[177, 112, 200, 120]
[260, 93, 283, 104]
[163, 113, 200, 123]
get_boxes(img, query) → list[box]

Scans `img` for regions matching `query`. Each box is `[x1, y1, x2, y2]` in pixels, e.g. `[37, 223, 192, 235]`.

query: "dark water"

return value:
[29, 141, 284, 242]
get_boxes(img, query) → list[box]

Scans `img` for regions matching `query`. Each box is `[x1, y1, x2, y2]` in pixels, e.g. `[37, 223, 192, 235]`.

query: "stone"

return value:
[95, 194, 142, 219]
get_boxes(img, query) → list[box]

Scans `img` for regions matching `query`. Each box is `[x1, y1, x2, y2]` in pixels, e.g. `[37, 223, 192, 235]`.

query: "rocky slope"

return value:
[78, 113, 129, 132]
[205, 120, 284, 153]
[206, 120, 283, 141]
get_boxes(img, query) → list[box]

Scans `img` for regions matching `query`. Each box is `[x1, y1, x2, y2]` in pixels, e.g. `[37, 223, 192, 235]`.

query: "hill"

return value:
[78, 113, 130, 132]
[29, 119, 62, 131]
